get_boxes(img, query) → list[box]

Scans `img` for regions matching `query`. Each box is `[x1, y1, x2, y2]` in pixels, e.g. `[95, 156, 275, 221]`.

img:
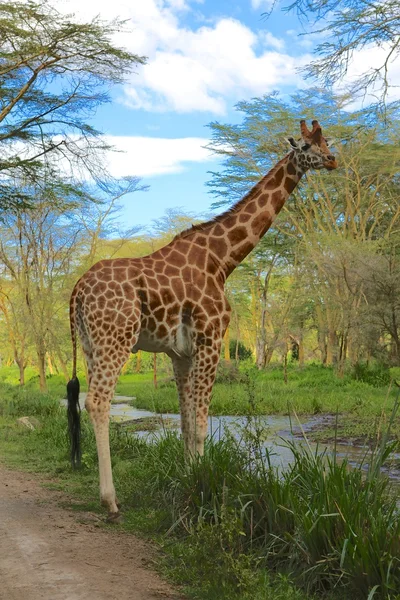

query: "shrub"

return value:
[229, 340, 253, 361]
[352, 362, 391, 387]
[215, 360, 245, 384]
[0, 382, 60, 417]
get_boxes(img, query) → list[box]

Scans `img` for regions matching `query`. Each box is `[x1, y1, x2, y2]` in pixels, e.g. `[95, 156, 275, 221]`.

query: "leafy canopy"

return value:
[278, 0, 400, 104]
[0, 0, 145, 210]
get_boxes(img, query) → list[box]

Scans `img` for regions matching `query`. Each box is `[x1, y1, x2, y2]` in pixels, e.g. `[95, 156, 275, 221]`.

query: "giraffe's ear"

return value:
[286, 137, 298, 149]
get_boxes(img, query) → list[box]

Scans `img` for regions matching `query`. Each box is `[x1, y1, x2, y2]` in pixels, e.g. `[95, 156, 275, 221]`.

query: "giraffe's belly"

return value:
[132, 333, 170, 354]
[132, 322, 195, 357]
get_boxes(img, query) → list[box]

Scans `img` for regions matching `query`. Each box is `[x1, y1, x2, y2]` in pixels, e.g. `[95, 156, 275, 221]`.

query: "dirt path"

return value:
[0, 464, 181, 600]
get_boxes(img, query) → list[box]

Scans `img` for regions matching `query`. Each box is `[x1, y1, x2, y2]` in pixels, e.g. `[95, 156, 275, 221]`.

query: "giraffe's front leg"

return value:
[85, 386, 121, 521]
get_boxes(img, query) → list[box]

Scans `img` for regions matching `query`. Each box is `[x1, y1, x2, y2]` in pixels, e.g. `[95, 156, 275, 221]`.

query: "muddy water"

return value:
[110, 401, 400, 484]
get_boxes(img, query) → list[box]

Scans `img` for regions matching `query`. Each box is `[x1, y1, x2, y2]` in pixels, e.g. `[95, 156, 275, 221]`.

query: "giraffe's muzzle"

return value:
[324, 158, 338, 170]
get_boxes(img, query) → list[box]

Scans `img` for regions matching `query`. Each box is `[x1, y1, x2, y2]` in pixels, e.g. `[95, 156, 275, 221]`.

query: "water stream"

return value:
[108, 399, 400, 484]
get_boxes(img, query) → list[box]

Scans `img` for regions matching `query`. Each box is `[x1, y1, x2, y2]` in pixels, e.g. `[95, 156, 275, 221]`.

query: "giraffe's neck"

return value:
[200, 152, 304, 279]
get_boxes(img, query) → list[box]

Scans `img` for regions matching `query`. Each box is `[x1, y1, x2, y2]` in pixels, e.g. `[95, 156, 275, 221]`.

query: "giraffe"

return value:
[67, 119, 337, 521]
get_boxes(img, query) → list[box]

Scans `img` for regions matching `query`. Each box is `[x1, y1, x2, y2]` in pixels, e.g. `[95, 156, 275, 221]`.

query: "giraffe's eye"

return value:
[302, 143, 311, 151]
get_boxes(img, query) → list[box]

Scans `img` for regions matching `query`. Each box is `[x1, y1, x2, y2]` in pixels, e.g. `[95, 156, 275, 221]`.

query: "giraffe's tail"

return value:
[67, 289, 81, 468]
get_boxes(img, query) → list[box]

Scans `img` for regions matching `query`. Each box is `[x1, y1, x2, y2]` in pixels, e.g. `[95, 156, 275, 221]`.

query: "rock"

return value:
[16, 416, 41, 430]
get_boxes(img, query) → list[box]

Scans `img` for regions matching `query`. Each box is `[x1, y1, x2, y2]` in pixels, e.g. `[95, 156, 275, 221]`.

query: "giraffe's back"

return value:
[73, 250, 230, 359]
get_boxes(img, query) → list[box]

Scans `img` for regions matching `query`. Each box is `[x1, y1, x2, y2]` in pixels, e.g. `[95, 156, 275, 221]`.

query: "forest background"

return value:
[2, 3, 400, 599]
[0, 0, 400, 394]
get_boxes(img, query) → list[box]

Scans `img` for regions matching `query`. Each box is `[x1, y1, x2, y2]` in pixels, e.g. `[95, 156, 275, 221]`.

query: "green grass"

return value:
[3, 362, 400, 447]
[0, 382, 399, 600]
[117, 365, 397, 425]
[1, 363, 397, 419]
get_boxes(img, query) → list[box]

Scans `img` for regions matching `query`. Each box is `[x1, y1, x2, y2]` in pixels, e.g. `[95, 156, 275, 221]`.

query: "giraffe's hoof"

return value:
[106, 511, 123, 525]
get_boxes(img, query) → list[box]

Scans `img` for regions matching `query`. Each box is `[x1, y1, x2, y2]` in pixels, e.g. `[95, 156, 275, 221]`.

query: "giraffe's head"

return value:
[287, 119, 337, 172]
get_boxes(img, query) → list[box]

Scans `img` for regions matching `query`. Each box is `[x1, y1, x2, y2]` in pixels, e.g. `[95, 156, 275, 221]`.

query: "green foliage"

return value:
[0, 0, 145, 205]
[0, 382, 60, 418]
[229, 340, 253, 361]
[215, 360, 245, 384]
[1, 380, 400, 598]
[0, 366, 38, 385]
[389, 367, 400, 383]
[206, 89, 400, 371]
[2, 365, 398, 426]
[352, 362, 392, 387]
[113, 420, 400, 598]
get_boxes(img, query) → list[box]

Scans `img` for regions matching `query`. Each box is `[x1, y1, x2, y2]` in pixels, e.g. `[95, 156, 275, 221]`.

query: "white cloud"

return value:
[60, 0, 309, 115]
[103, 135, 212, 177]
[261, 32, 285, 51]
[6, 134, 212, 180]
[123, 16, 309, 114]
[251, 0, 274, 10]
[335, 43, 400, 108]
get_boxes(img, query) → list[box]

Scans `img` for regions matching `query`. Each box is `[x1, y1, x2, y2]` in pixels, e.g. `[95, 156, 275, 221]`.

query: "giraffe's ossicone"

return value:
[67, 119, 338, 520]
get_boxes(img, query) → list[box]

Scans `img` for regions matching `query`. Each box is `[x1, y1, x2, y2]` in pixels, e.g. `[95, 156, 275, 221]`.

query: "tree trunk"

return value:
[57, 353, 70, 381]
[298, 336, 305, 367]
[315, 304, 327, 365]
[16, 359, 26, 386]
[47, 353, 54, 375]
[37, 350, 47, 392]
[13, 345, 26, 387]
[283, 341, 288, 384]
[264, 346, 274, 366]
[255, 269, 274, 370]
[235, 339, 240, 363]
[153, 353, 158, 389]
[347, 335, 358, 366]
[224, 326, 231, 362]
[389, 338, 400, 366]
[337, 332, 348, 378]
[256, 338, 267, 369]
[52, 339, 71, 381]
[233, 307, 240, 363]
[326, 329, 339, 366]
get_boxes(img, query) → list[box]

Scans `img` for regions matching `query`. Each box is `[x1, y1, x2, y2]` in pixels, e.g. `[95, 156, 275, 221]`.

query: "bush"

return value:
[216, 360, 245, 384]
[0, 382, 60, 417]
[120, 421, 400, 598]
[229, 340, 253, 361]
[352, 362, 391, 387]
[389, 367, 400, 383]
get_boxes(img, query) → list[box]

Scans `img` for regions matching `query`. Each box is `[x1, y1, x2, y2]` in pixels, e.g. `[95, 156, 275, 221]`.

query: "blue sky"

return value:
[59, 0, 391, 232]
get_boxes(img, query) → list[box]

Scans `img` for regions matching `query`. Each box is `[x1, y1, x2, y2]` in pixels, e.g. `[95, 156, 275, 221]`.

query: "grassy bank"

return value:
[1, 363, 400, 444]
[116, 368, 396, 417]
[0, 363, 397, 418]
[0, 382, 399, 599]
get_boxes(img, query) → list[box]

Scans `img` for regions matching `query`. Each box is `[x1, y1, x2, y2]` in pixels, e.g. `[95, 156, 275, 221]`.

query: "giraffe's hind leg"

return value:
[171, 340, 222, 459]
[80, 318, 140, 520]
[171, 356, 195, 457]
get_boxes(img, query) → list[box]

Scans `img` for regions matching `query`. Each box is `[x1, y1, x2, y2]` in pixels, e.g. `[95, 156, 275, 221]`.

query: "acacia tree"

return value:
[0, 288, 30, 384]
[0, 172, 146, 388]
[279, 0, 400, 104]
[207, 90, 400, 367]
[0, 0, 145, 210]
[357, 244, 400, 364]
[0, 178, 87, 389]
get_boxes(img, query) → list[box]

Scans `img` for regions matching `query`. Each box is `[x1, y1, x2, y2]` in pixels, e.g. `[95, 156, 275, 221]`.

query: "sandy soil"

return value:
[0, 464, 182, 600]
